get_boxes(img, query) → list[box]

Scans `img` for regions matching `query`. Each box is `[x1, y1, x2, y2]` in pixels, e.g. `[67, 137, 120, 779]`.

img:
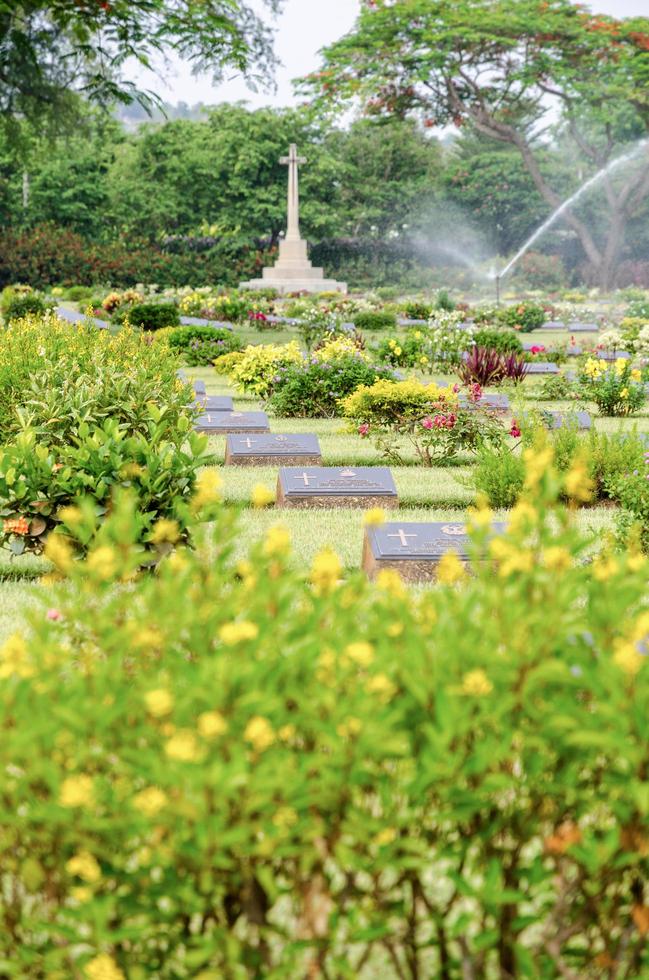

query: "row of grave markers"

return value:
[184, 373, 593, 581]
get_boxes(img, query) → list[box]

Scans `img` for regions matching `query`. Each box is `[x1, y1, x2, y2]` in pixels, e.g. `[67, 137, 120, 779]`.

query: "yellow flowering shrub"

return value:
[2, 474, 649, 977]
[224, 342, 302, 397]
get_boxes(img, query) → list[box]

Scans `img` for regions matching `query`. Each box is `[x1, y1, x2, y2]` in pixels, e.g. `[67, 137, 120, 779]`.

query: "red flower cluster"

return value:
[358, 423, 370, 437]
[248, 311, 267, 322]
[530, 345, 546, 355]
[424, 413, 458, 430]
[3, 516, 30, 536]
[467, 383, 482, 403]
[509, 420, 522, 438]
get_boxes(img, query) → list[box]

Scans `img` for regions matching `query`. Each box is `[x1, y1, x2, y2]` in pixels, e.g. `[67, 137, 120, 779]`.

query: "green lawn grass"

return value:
[1, 324, 643, 638]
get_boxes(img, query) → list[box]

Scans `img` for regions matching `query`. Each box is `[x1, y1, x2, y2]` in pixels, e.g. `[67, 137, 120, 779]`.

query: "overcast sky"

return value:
[131, 0, 649, 108]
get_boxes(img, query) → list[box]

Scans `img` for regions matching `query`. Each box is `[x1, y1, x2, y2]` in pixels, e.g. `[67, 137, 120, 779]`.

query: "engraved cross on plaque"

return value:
[294, 472, 312, 486]
[243, 438, 256, 448]
[388, 529, 418, 547]
[280, 144, 306, 242]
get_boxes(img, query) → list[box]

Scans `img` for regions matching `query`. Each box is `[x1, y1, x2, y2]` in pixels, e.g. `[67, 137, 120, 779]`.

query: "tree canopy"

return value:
[305, 0, 649, 287]
[0, 0, 282, 139]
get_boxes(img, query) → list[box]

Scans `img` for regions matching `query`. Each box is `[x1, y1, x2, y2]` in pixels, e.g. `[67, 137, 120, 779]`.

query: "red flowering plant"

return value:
[341, 378, 504, 466]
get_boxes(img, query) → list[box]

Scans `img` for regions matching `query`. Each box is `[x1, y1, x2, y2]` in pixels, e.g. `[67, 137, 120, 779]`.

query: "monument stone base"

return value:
[240, 236, 347, 294]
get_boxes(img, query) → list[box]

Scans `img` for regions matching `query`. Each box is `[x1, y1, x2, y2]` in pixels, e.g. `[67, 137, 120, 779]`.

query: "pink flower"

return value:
[452, 384, 460, 394]
[530, 345, 545, 355]
[509, 420, 521, 438]
[358, 423, 370, 437]
[468, 383, 482, 403]
[422, 417, 434, 430]
[47, 609, 62, 621]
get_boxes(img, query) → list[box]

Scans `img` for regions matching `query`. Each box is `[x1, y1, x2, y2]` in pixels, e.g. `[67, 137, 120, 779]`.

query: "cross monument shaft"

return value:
[280, 144, 306, 242]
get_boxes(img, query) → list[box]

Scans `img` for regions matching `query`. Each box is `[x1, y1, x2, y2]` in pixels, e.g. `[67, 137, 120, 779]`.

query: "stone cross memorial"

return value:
[363, 521, 507, 582]
[277, 466, 398, 509]
[240, 144, 346, 294]
[194, 411, 270, 434]
[225, 433, 322, 466]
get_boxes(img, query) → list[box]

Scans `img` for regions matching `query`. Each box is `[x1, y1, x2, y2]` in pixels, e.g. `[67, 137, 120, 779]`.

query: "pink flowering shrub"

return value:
[341, 378, 504, 465]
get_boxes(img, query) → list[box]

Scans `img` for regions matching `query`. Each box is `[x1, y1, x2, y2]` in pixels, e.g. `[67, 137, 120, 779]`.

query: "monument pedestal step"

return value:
[241, 277, 347, 294]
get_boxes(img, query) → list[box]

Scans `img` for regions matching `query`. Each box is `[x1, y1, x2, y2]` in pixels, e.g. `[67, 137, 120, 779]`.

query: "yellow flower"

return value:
[374, 826, 397, 846]
[244, 715, 275, 752]
[419, 355, 429, 365]
[346, 641, 374, 667]
[0, 633, 34, 679]
[467, 497, 493, 529]
[387, 621, 403, 637]
[613, 641, 643, 677]
[394, 346, 402, 356]
[507, 500, 538, 533]
[58, 505, 83, 527]
[219, 620, 259, 646]
[84, 954, 125, 980]
[366, 672, 397, 700]
[631, 369, 642, 382]
[132, 786, 168, 817]
[192, 469, 222, 510]
[414, 331, 422, 340]
[60, 774, 95, 808]
[66, 851, 101, 883]
[564, 461, 593, 503]
[542, 547, 572, 573]
[197, 711, 228, 739]
[149, 519, 180, 545]
[251, 483, 275, 508]
[310, 548, 342, 595]
[592, 554, 619, 581]
[388, 339, 396, 349]
[375, 568, 406, 596]
[337, 717, 362, 738]
[272, 806, 298, 828]
[71, 886, 93, 903]
[86, 545, 119, 581]
[144, 688, 174, 718]
[523, 446, 554, 489]
[263, 525, 291, 557]
[462, 669, 493, 696]
[436, 551, 466, 585]
[164, 729, 201, 762]
[363, 507, 386, 527]
[44, 533, 74, 573]
[165, 551, 189, 574]
[119, 462, 144, 479]
[278, 723, 296, 741]
[615, 358, 627, 375]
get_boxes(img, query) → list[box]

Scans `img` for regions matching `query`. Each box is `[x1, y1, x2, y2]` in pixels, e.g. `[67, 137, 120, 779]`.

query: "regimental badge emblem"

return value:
[441, 524, 467, 536]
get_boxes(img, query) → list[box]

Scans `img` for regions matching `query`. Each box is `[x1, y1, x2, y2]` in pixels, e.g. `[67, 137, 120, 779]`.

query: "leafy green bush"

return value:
[0, 420, 210, 558]
[342, 378, 504, 465]
[267, 355, 394, 418]
[122, 303, 180, 331]
[473, 327, 523, 354]
[579, 357, 645, 417]
[64, 285, 95, 302]
[353, 310, 397, 332]
[3, 470, 649, 976]
[0, 314, 206, 557]
[221, 342, 303, 397]
[402, 299, 433, 320]
[2, 292, 50, 322]
[626, 299, 649, 320]
[470, 444, 525, 508]
[499, 302, 546, 332]
[375, 330, 430, 368]
[613, 452, 649, 552]
[589, 430, 647, 501]
[166, 326, 243, 366]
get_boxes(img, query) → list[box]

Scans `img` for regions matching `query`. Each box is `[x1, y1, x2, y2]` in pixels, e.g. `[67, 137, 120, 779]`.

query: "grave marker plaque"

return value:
[225, 433, 322, 466]
[193, 380, 207, 396]
[460, 393, 510, 413]
[525, 361, 560, 375]
[363, 521, 507, 582]
[277, 466, 398, 509]
[569, 322, 599, 332]
[194, 395, 234, 412]
[543, 410, 592, 431]
[596, 350, 631, 362]
[194, 411, 270, 434]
